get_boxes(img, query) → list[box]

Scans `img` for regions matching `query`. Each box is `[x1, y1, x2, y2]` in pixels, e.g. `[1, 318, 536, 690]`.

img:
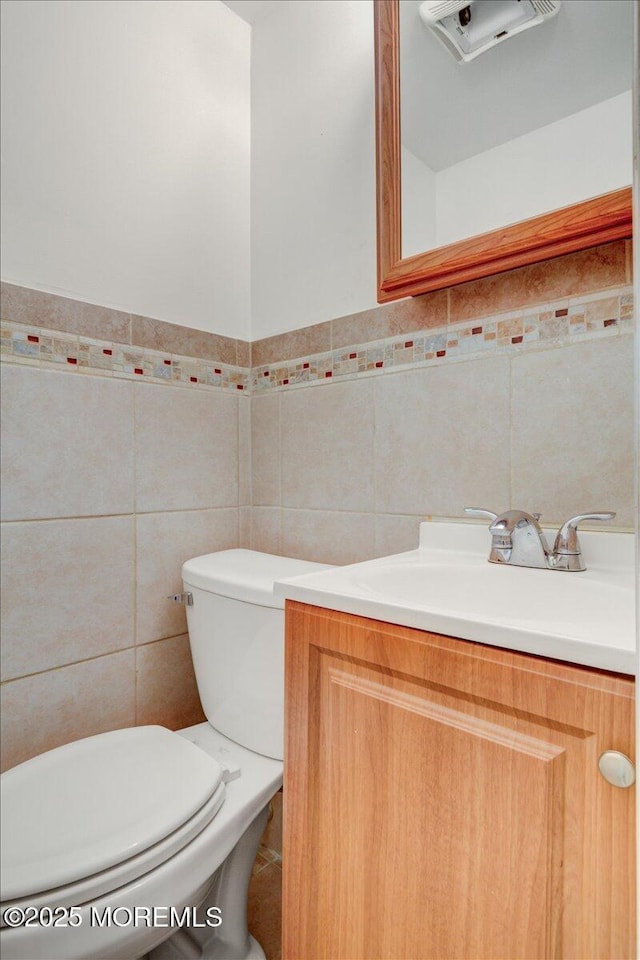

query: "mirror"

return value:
[374, 0, 633, 303]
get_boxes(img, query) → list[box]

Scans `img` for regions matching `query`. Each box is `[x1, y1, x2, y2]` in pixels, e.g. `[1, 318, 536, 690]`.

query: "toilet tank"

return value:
[182, 549, 332, 761]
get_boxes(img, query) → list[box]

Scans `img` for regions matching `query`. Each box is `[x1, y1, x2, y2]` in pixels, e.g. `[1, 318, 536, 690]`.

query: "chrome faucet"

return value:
[465, 508, 615, 572]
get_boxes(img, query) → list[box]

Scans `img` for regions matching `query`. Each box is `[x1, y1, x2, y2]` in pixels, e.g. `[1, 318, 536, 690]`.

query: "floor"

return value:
[248, 846, 282, 960]
[247, 792, 283, 960]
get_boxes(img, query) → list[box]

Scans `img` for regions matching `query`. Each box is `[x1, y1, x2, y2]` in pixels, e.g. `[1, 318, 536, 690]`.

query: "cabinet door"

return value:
[283, 602, 635, 960]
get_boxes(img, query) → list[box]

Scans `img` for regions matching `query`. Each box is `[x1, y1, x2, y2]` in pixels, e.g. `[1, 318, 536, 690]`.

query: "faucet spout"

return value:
[487, 510, 550, 567]
[465, 507, 616, 572]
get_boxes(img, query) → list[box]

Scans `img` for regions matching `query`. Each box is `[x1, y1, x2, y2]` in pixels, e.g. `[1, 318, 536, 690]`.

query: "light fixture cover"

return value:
[419, 0, 561, 63]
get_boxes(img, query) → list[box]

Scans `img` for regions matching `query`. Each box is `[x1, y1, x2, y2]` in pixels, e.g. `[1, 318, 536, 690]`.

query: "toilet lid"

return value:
[182, 548, 333, 608]
[0, 726, 224, 902]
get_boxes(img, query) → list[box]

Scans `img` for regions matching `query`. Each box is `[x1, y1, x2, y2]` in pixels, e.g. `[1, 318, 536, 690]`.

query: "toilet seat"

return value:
[0, 727, 226, 917]
[0, 724, 283, 960]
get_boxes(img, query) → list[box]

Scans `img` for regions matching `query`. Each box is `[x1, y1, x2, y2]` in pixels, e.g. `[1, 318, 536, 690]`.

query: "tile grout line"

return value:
[508, 355, 514, 511]
[132, 377, 139, 726]
[237, 396, 241, 547]
[277, 392, 283, 553]
[372, 375, 379, 549]
[0, 632, 190, 688]
[0, 507, 241, 526]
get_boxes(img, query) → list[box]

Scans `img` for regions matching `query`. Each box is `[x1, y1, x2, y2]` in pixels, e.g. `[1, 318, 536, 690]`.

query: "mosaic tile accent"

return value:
[2, 286, 633, 395]
[1, 321, 249, 393]
[252, 287, 634, 393]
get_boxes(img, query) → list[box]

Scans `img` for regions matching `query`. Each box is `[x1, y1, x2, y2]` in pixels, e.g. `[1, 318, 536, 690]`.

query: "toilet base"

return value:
[143, 934, 264, 960]
[148, 804, 270, 960]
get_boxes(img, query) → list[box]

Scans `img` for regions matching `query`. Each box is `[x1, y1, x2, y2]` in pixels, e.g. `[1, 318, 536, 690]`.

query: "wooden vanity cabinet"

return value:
[282, 602, 636, 960]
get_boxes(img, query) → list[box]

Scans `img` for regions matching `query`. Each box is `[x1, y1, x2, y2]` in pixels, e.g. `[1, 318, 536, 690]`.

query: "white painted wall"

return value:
[401, 145, 437, 258]
[434, 92, 632, 248]
[250, 0, 378, 340]
[0, 0, 251, 338]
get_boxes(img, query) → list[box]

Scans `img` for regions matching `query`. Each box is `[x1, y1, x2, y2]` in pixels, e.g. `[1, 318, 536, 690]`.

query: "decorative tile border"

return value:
[0, 281, 245, 366]
[252, 287, 634, 392]
[0, 321, 249, 393]
[1, 286, 633, 395]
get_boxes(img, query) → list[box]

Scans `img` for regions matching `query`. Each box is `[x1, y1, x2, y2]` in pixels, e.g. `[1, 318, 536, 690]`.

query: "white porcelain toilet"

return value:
[0, 549, 330, 960]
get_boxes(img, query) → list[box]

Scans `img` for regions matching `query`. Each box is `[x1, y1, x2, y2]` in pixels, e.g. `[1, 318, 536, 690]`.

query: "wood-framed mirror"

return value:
[374, 0, 633, 304]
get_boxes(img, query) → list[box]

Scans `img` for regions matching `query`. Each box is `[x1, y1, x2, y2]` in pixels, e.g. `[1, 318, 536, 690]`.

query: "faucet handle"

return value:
[554, 512, 616, 555]
[464, 507, 498, 522]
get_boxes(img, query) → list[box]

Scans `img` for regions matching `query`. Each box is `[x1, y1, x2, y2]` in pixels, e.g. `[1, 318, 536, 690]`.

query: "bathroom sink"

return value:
[346, 556, 630, 633]
[275, 521, 636, 674]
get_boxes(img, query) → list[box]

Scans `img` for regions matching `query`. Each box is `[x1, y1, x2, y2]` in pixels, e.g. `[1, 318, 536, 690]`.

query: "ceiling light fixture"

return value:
[419, 0, 561, 63]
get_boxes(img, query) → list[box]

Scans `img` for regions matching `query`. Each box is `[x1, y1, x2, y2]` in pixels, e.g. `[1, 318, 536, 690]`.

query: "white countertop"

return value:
[275, 521, 637, 675]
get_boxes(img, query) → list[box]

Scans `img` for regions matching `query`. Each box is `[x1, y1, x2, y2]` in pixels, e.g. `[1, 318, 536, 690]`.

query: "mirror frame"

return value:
[374, 0, 633, 303]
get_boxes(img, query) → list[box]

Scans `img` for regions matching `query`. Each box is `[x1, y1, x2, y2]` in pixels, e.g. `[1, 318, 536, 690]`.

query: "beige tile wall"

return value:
[280, 379, 376, 511]
[249, 337, 635, 565]
[0, 651, 137, 773]
[1, 516, 135, 681]
[1, 364, 135, 520]
[0, 361, 245, 770]
[134, 384, 239, 512]
[373, 358, 511, 517]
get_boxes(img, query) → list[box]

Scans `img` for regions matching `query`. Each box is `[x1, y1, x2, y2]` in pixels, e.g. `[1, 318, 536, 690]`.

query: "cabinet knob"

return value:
[598, 751, 635, 788]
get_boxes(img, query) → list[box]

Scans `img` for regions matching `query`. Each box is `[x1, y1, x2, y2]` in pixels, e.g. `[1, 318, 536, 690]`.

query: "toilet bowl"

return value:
[0, 549, 331, 960]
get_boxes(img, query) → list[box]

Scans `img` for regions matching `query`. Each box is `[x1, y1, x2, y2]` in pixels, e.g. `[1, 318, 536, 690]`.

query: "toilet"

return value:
[0, 549, 331, 960]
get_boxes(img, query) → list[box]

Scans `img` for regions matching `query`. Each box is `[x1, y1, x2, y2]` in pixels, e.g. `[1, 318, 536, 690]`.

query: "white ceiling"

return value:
[400, 0, 634, 170]
[221, 0, 285, 25]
